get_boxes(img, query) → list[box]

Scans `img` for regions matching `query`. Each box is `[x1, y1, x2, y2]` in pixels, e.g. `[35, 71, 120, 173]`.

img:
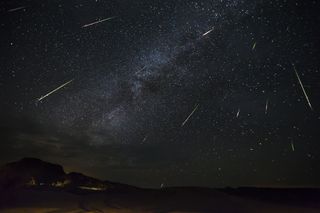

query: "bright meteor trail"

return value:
[236, 108, 240, 118]
[82, 16, 116, 28]
[202, 27, 214, 36]
[37, 79, 74, 101]
[8, 6, 26, 12]
[293, 64, 313, 110]
[181, 104, 199, 127]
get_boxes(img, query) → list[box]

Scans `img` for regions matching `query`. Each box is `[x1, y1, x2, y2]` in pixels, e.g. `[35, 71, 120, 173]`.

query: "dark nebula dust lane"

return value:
[0, 0, 320, 188]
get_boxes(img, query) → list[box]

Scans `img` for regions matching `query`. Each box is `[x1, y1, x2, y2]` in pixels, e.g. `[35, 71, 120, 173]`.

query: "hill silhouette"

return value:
[0, 158, 132, 191]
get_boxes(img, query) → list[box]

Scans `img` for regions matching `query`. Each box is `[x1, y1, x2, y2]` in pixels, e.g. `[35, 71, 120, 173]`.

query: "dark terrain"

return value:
[1, 158, 319, 213]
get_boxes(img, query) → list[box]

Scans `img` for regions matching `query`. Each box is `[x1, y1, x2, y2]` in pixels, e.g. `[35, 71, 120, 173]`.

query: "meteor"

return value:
[293, 64, 313, 110]
[202, 27, 214, 36]
[265, 99, 269, 114]
[135, 66, 147, 75]
[142, 135, 148, 143]
[291, 141, 295, 152]
[236, 108, 240, 118]
[252, 42, 257, 50]
[8, 6, 26, 12]
[37, 79, 74, 101]
[181, 104, 199, 127]
[82, 16, 116, 28]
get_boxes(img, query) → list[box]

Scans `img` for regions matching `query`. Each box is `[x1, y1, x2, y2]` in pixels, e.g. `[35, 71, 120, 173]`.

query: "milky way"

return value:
[1, 0, 320, 187]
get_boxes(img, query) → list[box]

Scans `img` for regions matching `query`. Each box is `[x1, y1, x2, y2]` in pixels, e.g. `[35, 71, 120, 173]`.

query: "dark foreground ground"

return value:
[1, 158, 319, 212]
[1, 187, 320, 213]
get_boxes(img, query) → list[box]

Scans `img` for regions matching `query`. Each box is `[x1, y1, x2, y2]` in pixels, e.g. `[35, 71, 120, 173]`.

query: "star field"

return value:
[0, 0, 320, 187]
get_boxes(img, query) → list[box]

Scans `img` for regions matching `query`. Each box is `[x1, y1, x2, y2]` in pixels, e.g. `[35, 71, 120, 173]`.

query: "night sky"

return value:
[1, 0, 320, 188]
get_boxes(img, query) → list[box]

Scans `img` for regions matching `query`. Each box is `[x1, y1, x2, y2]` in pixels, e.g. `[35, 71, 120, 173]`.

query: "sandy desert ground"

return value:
[1, 187, 320, 213]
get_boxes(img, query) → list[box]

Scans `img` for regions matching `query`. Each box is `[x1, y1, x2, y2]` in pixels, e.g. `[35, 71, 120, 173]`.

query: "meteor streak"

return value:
[135, 66, 146, 75]
[236, 108, 240, 118]
[265, 99, 269, 114]
[202, 27, 214, 36]
[82, 16, 116, 28]
[291, 141, 295, 152]
[8, 6, 26, 12]
[293, 64, 313, 110]
[252, 42, 257, 50]
[142, 135, 148, 143]
[181, 104, 199, 127]
[37, 79, 74, 101]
